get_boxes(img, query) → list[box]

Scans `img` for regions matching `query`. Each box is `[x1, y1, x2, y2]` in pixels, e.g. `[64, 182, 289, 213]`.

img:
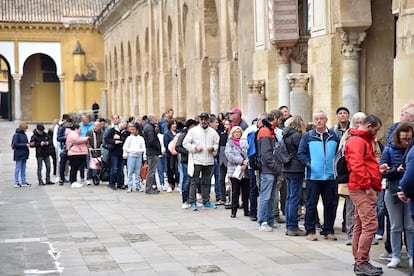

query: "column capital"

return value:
[58, 74, 65, 82]
[247, 80, 265, 94]
[277, 47, 292, 64]
[286, 73, 311, 91]
[208, 58, 219, 73]
[340, 31, 366, 60]
[12, 73, 22, 81]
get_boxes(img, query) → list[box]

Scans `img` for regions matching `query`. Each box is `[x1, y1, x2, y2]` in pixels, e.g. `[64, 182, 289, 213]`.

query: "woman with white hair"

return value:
[225, 126, 250, 218]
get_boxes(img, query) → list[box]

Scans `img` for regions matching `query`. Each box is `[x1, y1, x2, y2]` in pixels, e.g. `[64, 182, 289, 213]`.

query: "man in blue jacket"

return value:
[298, 110, 339, 241]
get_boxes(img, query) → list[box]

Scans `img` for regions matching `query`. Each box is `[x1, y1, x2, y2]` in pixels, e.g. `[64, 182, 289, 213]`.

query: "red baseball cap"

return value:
[229, 108, 241, 115]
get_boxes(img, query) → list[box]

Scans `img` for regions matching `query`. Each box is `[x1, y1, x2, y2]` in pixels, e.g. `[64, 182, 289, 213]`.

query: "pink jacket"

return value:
[66, 130, 89, 156]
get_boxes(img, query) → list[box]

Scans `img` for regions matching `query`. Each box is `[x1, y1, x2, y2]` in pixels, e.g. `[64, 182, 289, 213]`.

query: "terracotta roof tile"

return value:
[0, 0, 109, 23]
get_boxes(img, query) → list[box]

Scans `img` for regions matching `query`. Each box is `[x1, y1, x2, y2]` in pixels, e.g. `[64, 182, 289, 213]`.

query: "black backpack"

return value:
[334, 135, 365, 183]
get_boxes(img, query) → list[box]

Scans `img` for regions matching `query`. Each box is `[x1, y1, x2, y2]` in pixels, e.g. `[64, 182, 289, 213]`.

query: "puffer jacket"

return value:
[176, 130, 189, 163]
[380, 144, 406, 182]
[12, 128, 29, 161]
[66, 130, 89, 156]
[297, 128, 338, 180]
[282, 127, 305, 173]
[256, 120, 281, 175]
[183, 125, 219, 166]
[225, 138, 248, 179]
[345, 128, 382, 191]
[30, 129, 51, 158]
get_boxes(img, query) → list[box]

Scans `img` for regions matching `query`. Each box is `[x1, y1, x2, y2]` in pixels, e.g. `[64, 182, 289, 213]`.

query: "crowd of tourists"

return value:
[11, 103, 414, 276]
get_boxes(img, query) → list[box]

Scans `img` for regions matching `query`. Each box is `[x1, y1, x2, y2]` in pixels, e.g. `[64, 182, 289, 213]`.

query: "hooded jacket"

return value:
[345, 128, 382, 191]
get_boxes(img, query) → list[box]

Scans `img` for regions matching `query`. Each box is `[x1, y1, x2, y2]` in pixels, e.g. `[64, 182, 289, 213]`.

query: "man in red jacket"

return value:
[345, 115, 384, 276]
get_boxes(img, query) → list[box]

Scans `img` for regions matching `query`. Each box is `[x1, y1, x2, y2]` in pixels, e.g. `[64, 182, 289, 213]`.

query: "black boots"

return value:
[231, 208, 237, 218]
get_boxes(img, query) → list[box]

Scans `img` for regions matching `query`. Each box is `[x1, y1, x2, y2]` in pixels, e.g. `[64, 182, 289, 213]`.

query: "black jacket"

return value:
[175, 130, 188, 163]
[143, 122, 161, 156]
[281, 126, 305, 174]
[30, 130, 51, 158]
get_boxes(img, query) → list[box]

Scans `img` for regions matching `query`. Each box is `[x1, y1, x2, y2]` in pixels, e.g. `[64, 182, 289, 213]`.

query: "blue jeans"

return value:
[210, 158, 220, 200]
[181, 163, 190, 203]
[109, 153, 124, 188]
[258, 173, 278, 225]
[127, 155, 143, 190]
[284, 172, 304, 231]
[15, 159, 27, 184]
[157, 155, 166, 186]
[385, 189, 414, 259]
[304, 180, 337, 235]
[248, 169, 258, 216]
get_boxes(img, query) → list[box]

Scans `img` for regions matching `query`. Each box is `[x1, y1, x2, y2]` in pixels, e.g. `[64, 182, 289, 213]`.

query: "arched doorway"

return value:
[22, 54, 60, 121]
[0, 56, 11, 120]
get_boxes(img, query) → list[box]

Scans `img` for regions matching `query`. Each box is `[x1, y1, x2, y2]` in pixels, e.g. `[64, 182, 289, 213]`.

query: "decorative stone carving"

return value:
[247, 80, 265, 94]
[286, 73, 311, 91]
[277, 47, 292, 64]
[340, 31, 366, 59]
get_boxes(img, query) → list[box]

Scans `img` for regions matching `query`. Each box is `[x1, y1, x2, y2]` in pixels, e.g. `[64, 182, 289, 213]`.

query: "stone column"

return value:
[277, 48, 292, 108]
[209, 59, 219, 116]
[286, 73, 311, 123]
[12, 73, 22, 121]
[247, 80, 265, 123]
[101, 88, 108, 119]
[340, 31, 366, 115]
[58, 75, 65, 118]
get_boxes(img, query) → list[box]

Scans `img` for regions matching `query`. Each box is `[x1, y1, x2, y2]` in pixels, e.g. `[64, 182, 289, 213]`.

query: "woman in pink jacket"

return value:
[66, 124, 89, 188]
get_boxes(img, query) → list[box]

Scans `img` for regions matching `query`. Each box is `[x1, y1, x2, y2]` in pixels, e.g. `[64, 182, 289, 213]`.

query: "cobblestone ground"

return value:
[0, 121, 409, 275]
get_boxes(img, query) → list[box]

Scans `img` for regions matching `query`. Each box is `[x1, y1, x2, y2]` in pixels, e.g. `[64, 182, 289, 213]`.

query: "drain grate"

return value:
[186, 265, 222, 273]
[121, 232, 150, 243]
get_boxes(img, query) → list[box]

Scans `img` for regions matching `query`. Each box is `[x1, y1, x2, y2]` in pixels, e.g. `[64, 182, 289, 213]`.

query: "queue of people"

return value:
[10, 103, 414, 276]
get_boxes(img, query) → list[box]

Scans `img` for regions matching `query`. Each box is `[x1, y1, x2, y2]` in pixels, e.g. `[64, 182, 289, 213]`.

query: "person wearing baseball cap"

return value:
[330, 106, 350, 140]
[229, 107, 248, 130]
[183, 112, 220, 211]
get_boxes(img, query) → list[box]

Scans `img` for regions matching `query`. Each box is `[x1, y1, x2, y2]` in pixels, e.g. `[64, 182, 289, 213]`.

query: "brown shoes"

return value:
[286, 229, 306, 236]
[324, 234, 338, 241]
[306, 233, 318, 241]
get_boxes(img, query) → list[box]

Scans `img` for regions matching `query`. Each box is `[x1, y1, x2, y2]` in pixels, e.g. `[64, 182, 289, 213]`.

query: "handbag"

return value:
[232, 164, 244, 180]
[140, 164, 148, 180]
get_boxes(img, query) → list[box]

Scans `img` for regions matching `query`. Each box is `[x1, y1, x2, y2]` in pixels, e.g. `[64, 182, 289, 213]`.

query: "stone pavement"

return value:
[0, 121, 409, 276]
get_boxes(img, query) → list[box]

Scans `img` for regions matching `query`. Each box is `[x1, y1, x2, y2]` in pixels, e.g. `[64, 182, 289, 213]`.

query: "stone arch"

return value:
[136, 35, 142, 74]
[204, 0, 220, 57]
[0, 55, 11, 120]
[182, 3, 188, 49]
[21, 53, 59, 121]
[144, 28, 149, 72]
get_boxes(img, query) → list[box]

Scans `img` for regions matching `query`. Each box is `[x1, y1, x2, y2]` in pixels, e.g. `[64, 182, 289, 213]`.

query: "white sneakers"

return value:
[71, 182, 83, 188]
[259, 222, 273, 232]
[182, 202, 190, 209]
[167, 187, 173, 193]
[387, 257, 400, 268]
